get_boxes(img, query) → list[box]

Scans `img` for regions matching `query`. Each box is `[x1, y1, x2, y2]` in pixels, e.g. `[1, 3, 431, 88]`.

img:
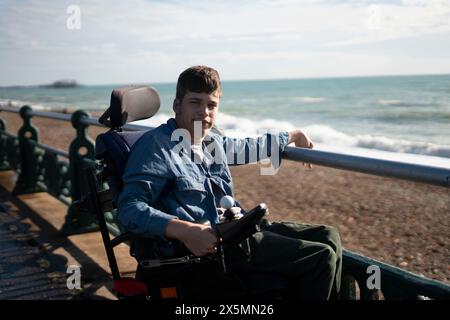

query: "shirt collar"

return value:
[167, 117, 178, 131]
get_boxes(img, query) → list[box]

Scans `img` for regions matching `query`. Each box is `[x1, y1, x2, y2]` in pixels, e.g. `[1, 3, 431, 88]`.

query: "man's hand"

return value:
[165, 219, 218, 256]
[288, 129, 314, 168]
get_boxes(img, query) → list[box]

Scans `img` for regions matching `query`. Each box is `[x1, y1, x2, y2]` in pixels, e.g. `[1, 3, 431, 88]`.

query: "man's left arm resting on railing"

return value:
[218, 129, 314, 167]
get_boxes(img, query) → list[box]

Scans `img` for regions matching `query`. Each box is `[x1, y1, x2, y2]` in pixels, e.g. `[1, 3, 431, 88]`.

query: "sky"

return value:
[0, 0, 450, 86]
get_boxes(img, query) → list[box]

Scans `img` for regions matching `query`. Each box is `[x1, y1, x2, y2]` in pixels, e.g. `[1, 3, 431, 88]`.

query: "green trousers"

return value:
[224, 220, 342, 300]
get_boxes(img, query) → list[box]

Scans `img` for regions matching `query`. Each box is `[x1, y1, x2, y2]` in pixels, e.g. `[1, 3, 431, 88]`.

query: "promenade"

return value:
[0, 171, 136, 300]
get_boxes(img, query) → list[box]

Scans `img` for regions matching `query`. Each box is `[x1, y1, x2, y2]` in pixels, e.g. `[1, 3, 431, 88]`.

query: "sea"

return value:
[1, 74, 450, 168]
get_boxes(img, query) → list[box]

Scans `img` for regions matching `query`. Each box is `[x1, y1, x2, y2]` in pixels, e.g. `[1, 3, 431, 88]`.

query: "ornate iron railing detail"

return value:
[0, 116, 10, 170]
[60, 110, 98, 235]
[41, 150, 71, 204]
[0, 124, 20, 171]
[0, 106, 98, 235]
[12, 106, 46, 195]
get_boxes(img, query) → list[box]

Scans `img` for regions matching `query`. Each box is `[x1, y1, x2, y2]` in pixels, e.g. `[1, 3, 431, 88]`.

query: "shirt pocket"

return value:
[209, 168, 234, 199]
[174, 176, 207, 204]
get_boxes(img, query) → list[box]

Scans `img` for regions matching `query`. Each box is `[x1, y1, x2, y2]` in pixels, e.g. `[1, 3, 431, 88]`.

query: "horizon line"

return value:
[1, 72, 450, 88]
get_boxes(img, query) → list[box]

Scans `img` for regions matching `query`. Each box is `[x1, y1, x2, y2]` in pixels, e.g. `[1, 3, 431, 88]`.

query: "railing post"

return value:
[61, 110, 98, 235]
[0, 111, 21, 172]
[0, 112, 9, 170]
[12, 106, 46, 195]
[0, 112, 5, 133]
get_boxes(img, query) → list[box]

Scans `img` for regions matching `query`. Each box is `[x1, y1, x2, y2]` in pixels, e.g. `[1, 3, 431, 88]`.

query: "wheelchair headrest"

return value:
[95, 130, 149, 201]
[98, 86, 160, 129]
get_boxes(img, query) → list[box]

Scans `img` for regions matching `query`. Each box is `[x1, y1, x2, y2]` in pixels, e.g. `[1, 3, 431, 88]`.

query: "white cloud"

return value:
[0, 0, 449, 85]
[329, 0, 450, 46]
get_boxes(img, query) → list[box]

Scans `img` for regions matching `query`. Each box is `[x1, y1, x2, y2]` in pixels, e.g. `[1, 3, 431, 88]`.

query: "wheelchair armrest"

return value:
[137, 204, 268, 271]
[72, 189, 114, 217]
[110, 232, 140, 248]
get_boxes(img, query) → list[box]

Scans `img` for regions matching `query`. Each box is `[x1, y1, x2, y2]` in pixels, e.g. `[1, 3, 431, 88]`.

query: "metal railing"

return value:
[284, 147, 450, 187]
[1, 104, 449, 300]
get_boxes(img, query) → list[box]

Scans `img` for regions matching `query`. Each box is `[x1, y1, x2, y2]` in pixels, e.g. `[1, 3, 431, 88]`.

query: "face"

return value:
[173, 90, 220, 143]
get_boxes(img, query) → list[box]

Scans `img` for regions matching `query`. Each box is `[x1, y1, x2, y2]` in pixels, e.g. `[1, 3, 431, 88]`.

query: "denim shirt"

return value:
[117, 118, 289, 243]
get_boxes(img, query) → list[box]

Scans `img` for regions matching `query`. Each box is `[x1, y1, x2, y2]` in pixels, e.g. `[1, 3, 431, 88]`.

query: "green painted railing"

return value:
[0, 104, 449, 300]
[0, 105, 97, 234]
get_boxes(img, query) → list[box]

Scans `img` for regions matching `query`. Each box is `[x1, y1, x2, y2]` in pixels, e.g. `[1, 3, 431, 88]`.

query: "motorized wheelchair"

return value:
[79, 86, 289, 300]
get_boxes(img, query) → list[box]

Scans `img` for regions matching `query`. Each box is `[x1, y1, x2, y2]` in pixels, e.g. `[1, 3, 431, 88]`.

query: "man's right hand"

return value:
[165, 219, 218, 256]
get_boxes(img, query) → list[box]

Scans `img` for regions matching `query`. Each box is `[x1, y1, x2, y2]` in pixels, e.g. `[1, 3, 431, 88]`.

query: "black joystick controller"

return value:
[219, 195, 243, 222]
[216, 196, 268, 246]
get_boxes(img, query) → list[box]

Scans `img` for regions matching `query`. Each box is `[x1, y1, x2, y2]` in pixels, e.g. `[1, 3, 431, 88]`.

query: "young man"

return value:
[117, 65, 342, 299]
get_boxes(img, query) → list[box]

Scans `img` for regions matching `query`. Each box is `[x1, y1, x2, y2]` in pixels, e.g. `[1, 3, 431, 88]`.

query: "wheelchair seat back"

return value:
[95, 130, 146, 201]
[95, 86, 160, 201]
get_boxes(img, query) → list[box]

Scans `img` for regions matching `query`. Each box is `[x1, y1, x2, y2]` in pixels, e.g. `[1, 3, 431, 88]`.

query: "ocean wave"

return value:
[2, 101, 449, 162]
[216, 113, 297, 138]
[304, 124, 450, 158]
[378, 99, 438, 107]
[215, 114, 450, 159]
[132, 112, 297, 138]
[134, 114, 450, 167]
[0, 99, 54, 111]
[294, 96, 326, 103]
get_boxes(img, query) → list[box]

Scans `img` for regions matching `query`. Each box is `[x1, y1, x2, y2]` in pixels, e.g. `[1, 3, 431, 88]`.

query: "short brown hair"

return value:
[176, 65, 222, 101]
